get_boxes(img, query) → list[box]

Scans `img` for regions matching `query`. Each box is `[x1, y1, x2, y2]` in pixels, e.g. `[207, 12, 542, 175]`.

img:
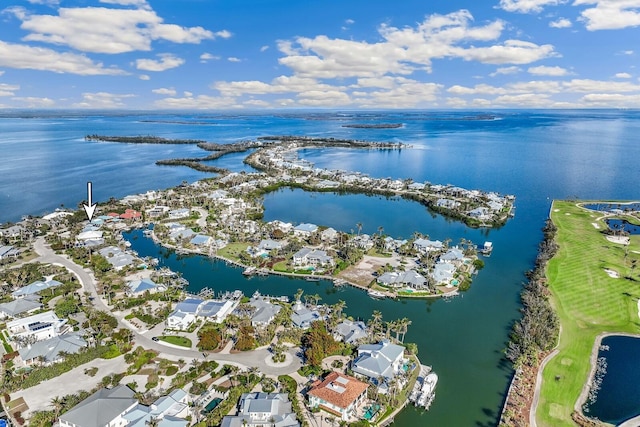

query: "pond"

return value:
[583, 335, 640, 424]
[606, 219, 640, 235]
[583, 202, 640, 212]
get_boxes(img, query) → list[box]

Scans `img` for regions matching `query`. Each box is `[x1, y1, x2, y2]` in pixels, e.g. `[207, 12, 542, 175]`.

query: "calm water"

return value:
[2, 110, 640, 426]
[584, 336, 640, 424]
[606, 219, 640, 235]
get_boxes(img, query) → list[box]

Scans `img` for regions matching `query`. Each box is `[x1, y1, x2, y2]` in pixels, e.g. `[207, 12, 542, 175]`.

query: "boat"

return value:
[416, 372, 438, 409]
[367, 289, 386, 299]
[143, 229, 153, 236]
[306, 276, 320, 282]
[242, 266, 256, 276]
[333, 278, 346, 287]
[480, 241, 493, 256]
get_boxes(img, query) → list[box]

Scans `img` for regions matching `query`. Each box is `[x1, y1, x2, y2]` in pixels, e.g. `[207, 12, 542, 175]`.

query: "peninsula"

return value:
[500, 201, 640, 427]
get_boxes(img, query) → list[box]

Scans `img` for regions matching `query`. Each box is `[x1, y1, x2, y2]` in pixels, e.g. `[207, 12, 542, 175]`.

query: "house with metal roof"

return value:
[190, 234, 213, 247]
[196, 299, 237, 323]
[12, 279, 62, 298]
[352, 340, 406, 386]
[126, 278, 163, 295]
[431, 262, 456, 284]
[58, 385, 138, 427]
[166, 298, 203, 330]
[249, 296, 281, 328]
[98, 246, 136, 270]
[293, 223, 318, 237]
[0, 298, 42, 319]
[307, 372, 368, 421]
[377, 270, 427, 289]
[17, 333, 87, 367]
[413, 238, 444, 253]
[333, 320, 367, 345]
[123, 389, 189, 427]
[290, 300, 322, 329]
[220, 393, 299, 427]
[292, 248, 333, 268]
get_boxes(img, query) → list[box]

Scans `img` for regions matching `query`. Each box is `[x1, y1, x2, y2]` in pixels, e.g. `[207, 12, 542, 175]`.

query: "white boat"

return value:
[242, 266, 256, 276]
[415, 372, 438, 409]
[368, 289, 386, 299]
[480, 241, 493, 256]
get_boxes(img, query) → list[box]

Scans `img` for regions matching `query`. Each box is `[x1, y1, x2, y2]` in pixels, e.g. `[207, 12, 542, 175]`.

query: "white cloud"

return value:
[100, 0, 150, 8]
[446, 97, 468, 107]
[563, 78, 640, 92]
[11, 6, 220, 54]
[574, 0, 640, 30]
[139, 74, 150, 80]
[26, 0, 59, 5]
[345, 19, 355, 25]
[448, 84, 507, 95]
[183, 91, 192, 97]
[0, 83, 20, 97]
[73, 92, 135, 108]
[200, 53, 220, 62]
[580, 93, 640, 106]
[214, 75, 341, 96]
[549, 18, 572, 28]
[490, 66, 522, 76]
[227, 57, 242, 62]
[0, 40, 125, 75]
[277, 10, 555, 79]
[260, 45, 270, 52]
[621, 50, 635, 55]
[528, 65, 570, 76]
[152, 87, 177, 96]
[214, 30, 232, 39]
[297, 90, 352, 106]
[154, 95, 238, 109]
[0, 71, 5, 77]
[244, 99, 270, 107]
[615, 72, 632, 78]
[498, 0, 565, 13]
[135, 53, 184, 71]
[11, 96, 55, 107]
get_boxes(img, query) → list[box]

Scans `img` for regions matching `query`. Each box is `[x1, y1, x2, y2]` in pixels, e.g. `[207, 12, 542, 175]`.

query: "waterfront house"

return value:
[377, 270, 427, 289]
[352, 340, 405, 388]
[413, 238, 443, 254]
[290, 300, 322, 329]
[76, 230, 104, 247]
[440, 247, 466, 264]
[146, 205, 170, 218]
[190, 234, 213, 247]
[17, 333, 87, 367]
[98, 246, 136, 271]
[468, 207, 490, 220]
[268, 220, 293, 234]
[59, 385, 139, 427]
[431, 262, 456, 284]
[126, 278, 162, 295]
[196, 299, 237, 323]
[166, 298, 203, 330]
[0, 297, 42, 319]
[321, 228, 339, 242]
[436, 198, 460, 209]
[293, 223, 318, 238]
[333, 320, 368, 344]
[7, 310, 67, 344]
[249, 296, 282, 328]
[220, 392, 299, 427]
[292, 248, 333, 268]
[408, 182, 426, 191]
[351, 234, 374, 250]
[12, 278, 62, 298]
[307, 372, 369, 421]
[169, 228, 196, 242]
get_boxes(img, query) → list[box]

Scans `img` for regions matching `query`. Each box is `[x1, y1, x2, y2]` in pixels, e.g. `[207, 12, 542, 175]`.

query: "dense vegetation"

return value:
[506, 219, 560, 367]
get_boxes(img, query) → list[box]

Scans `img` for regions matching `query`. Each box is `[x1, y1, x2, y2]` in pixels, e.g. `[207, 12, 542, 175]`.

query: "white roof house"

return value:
[413, 238, 443, 253]
[7, 310, 67, 344]
[292, 248, 333, 267]
[18, 333, 87, 366]
[352, 340, 406, 385]
[220, 393, 299, 427]
[293, 223, 318, 237]
[377, 270, 427, 289]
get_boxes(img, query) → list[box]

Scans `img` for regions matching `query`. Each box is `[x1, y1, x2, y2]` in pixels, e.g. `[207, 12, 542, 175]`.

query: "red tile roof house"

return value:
[119, 209, 142, 221]
[307, 372, 369, 421]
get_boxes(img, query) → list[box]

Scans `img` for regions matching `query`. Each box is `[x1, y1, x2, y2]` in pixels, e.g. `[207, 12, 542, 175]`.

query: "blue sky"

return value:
[0, 0, 639, 109]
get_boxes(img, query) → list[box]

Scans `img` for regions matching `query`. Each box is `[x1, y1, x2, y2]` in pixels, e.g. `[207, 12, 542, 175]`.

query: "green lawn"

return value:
[216, 242, 249, 261]
[536, 201, 640, 427]
[159, 335, 193, 348]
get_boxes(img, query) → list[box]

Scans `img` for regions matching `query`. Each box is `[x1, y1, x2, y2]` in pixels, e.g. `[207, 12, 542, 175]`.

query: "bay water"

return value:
[2, 110, 639, 425]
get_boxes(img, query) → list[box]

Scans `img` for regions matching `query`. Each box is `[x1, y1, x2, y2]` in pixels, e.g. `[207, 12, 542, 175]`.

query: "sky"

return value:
[0, 0, 640, 110]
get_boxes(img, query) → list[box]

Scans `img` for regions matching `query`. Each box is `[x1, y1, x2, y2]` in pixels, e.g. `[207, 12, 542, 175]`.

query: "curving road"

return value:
[32, 237, 302, 376]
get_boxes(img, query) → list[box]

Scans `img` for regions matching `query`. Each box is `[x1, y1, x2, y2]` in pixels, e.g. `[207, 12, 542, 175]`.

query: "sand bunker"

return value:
[604, 268, 620, 278]
[606, 235, 630, 245]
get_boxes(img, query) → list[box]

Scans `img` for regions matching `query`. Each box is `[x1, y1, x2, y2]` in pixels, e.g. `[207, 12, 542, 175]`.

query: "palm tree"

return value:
[399, 318, 412, 343]
[356, 222, 363, 236]
[50, 396, 64, 420]
[333, 300, 346, 320]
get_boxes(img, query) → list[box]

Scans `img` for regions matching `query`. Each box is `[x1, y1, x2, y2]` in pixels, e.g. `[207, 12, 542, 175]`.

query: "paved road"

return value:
[32, 237, 302, 375]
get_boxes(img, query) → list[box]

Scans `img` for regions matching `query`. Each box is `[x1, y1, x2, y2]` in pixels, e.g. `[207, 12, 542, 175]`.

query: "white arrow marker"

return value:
[83, 181, 97, 221]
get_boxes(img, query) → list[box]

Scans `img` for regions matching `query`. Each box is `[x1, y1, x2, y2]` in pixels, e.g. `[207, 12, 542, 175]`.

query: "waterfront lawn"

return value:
[159, 335, 192, 348]
[217, 242, 250, 261]
[537, 201, 640, 427]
